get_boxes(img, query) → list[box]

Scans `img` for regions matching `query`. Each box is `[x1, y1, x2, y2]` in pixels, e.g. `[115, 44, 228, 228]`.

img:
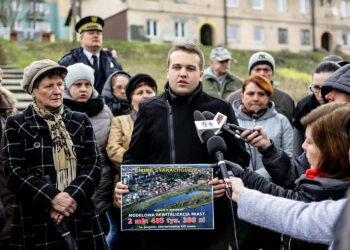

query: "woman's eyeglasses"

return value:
[112, 85, 126, 90]
[309, 84, 321, 94]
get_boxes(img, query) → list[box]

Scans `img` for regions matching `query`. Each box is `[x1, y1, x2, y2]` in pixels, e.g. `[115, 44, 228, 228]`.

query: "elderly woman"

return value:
[227, 103, 350, 250]
[232, 74, 293, 178]
[3, 59, 106, 250]
[63, 63, 113, 217]
[106, 73, 157, 250]
[101, 70, 132, 116]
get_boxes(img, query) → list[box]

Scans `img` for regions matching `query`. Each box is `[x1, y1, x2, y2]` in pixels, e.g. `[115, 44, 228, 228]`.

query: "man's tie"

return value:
[92, 55, 99, 71]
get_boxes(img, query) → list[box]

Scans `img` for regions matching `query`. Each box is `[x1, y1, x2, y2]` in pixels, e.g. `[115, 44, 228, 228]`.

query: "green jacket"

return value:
[202, 72, 242, 99]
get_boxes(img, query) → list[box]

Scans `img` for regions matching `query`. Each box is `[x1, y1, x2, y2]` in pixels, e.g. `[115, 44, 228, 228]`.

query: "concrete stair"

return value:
[1, 65, 32, 111]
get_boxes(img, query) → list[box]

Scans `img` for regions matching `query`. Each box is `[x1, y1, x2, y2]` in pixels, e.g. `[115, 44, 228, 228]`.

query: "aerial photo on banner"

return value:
[121, 164, 214, 231]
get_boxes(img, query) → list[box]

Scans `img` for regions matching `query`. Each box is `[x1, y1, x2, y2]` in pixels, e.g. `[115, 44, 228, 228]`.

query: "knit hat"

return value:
[125, 73, 157, 103]
[321, 55, 349, 67]
[65, 63, 95, 89]
[21, 59, 67, 94]
[209, 47, 233, 61]
[248, 51, 275, 74]
[321, 64, 350, 101]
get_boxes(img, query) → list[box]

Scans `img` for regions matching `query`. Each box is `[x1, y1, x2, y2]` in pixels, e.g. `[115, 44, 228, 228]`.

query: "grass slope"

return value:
[0, 39, 348, 101]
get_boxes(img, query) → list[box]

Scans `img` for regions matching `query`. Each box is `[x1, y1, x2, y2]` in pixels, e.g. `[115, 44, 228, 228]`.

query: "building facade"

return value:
[0, 0, 70, 41]
[80, 0, 350, 53]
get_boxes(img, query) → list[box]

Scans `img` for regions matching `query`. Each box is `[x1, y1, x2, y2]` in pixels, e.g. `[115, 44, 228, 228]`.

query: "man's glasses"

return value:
[309, 84, 321, 94]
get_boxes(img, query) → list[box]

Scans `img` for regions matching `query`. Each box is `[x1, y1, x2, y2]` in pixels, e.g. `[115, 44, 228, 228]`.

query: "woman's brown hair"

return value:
[310, 105, 350, 180]
[342, 110, 350, 145]
[242, 74, 274, 97]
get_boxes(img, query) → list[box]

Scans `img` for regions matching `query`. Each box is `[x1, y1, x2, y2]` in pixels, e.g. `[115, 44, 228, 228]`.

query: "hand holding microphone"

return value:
[224, 177, 245, 202]
[201, 111, 258, 141]
[241, 125, 272, 149]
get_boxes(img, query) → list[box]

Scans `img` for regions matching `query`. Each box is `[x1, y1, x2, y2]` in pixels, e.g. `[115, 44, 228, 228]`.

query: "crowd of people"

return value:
[0, 14, 350, 250]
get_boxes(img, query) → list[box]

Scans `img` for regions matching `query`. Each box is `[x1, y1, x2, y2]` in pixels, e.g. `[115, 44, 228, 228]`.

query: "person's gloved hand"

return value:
[224, 160, 245, 177]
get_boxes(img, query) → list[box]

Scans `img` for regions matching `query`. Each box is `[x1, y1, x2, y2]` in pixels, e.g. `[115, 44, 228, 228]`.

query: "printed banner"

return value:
[121, 164, 214, 231]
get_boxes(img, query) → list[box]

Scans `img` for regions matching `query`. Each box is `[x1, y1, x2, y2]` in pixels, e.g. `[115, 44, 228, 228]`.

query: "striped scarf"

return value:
[33, 102, 77, 191]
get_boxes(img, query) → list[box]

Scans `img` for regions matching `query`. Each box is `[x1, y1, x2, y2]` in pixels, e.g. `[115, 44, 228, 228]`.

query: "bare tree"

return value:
[72, 0, 77, 42]
[0, 0, 25, 29]
[32, 0, 36, 30]
[10, 0, 25, 29]
[0, 0, 9, 27]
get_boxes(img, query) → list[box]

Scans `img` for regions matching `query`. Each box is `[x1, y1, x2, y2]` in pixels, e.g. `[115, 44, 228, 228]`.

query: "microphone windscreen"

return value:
[194, 110, 215, 143]
[193, 110, 205, 121]
[207, 136, 227, 156]
[202, 111, 215, 120]
[202, 129, 215, 143]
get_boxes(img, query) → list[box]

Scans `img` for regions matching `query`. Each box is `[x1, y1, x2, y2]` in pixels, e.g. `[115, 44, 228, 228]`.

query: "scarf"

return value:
[63, 96, 104, 117]
[130, 108, 138, 122]
[33, 102, 77, 191]
[305, 168, 325, 179]
[241, 105, 267, 119]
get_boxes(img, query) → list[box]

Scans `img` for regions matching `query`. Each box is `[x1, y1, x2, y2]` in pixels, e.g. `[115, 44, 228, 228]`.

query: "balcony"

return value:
[26, 12, 45, 20]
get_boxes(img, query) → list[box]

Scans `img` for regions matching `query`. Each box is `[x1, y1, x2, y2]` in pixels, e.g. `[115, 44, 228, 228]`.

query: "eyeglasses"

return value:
[112, 85, 126, 90]
[309, 84, 321, 94]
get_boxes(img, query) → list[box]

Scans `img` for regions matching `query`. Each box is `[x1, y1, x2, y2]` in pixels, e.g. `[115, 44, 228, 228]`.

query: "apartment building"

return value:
[0, 0, 70, 41]
[80, 0, 350, 53]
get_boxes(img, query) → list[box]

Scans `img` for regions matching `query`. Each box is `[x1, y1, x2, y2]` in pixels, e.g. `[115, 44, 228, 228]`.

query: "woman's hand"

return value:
[225, 177, 245, 202]
[208, 178, 226, 198]
[115, 182, 129, 204]
[240, 126, 271, 149]
[50, 209, 65, 224]
[51, 192, 77, 217]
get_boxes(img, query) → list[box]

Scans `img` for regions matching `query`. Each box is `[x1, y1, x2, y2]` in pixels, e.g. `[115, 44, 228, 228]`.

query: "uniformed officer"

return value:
[59, 16, 123, 94]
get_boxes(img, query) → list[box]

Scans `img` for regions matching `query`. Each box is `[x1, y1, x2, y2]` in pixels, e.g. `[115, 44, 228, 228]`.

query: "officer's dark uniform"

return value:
[59, 16, 122, 94]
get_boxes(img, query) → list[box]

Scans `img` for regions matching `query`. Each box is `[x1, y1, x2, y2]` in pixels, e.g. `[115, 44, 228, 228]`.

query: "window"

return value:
[31, 3, 50, 14]
[254, 27, 264, 43]
[300, 0, 310, 14]
[175, 22, 185, 38]
[301, 29, 310, 45]
[277, 0, 287, 12]
[319, 0, 324, 6]
[14, 20, 23, 31]
[278, 28, 288, 44]
[11, 1, 23, 11]
[32, 21, 51, 32]
[227, 25, 239, 41]
[340, 0, 350, 17]
[174, 0, 186, 2]
[252, 0, 264, 10]
[147, 20, 158, 38]
[227, 0, 239, 7]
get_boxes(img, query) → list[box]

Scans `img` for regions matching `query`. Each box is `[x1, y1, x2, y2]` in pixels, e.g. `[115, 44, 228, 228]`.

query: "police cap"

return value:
[75, 16, 104, 34]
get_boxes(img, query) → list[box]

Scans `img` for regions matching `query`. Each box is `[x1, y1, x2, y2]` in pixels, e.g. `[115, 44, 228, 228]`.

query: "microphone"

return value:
[202, 111, 247, 141]
[207, 136, 232, 197]
[202, 111, 258, 137]
[193, 110, 215, 143]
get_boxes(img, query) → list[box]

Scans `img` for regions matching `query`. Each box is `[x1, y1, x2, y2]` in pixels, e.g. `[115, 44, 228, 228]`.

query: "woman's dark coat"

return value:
[293, 94, 320, 157]
[3, 104, 107, 250]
